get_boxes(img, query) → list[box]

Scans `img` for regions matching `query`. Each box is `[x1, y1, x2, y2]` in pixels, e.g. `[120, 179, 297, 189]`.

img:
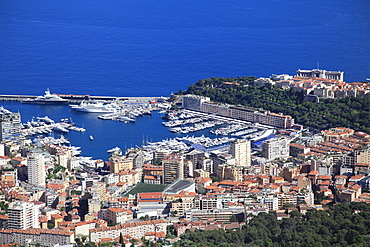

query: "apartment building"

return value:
[216, 165, 243, 182]
[162, 153, 184, 184]
[182, 95, 295, 129]
[230, 139, 251, 167]
[182, 94, 210, 111]
[0, 228, 74, 245]
[98, 208, 133, 225]
[110, 155, 134, 173]
[0, 107, 22, 141]
[262, 137, 290, 160]
[27, 149, 46, 187]
[89, 220, 167, 243]
[7, 201, 42, 230]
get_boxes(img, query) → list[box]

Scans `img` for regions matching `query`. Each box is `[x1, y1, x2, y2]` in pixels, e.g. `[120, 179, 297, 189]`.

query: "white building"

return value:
[0, 107, 22, 141]
[296, 69, 344, 81]
[262, 137, 290, 160]
[7, 201, 42, 229]
[230, 139, 251, 167]
[182, 95, 210, 111]
[27, 149, 46, 186]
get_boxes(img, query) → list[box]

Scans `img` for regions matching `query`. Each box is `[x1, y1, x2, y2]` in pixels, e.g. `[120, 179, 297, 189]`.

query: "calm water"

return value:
[0, 0, 369, 97]
[0, 0, 369, 158]
[0, 101, 214, 160]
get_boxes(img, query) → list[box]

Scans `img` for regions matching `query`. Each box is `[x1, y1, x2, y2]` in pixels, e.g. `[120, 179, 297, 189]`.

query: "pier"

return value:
[0, 94, 168, 103]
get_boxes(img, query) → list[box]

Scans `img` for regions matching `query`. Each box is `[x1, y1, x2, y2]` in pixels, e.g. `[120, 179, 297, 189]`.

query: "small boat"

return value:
[89, 135, 94, 141]
[107, 147, 122, 155]
[53, 123, 69, 133]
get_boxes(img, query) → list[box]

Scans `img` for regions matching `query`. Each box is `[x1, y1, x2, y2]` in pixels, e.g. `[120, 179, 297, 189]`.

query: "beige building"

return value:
[110, 155, 134, 173]
[170, 196, 194, 217]
[99, 208, 133, 225]
[118, 169, 142, 186]
[27, 149, 46, 186]
[89, 219, 167, 243]
[89, 182, 108, 202]
[355, 149, 370, 164]
[181, 95, 295, 129]
[230, 139, 251, 167]
[45, 143, 73, 168]
[216, 165, 243, 182]
[163, 153, 184, 184]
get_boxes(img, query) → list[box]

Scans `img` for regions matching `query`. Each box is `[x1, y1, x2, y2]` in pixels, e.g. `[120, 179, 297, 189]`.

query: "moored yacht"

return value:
[22, 89, 69, 104]
[70, 100, 119, 113]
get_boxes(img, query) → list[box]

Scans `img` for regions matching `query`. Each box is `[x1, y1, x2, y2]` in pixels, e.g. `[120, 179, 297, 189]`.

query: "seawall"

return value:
[0, 94, 168, 103]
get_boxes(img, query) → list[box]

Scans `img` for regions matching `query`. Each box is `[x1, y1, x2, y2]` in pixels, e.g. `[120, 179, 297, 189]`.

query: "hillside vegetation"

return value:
[179, 76, 370, 132]
[173, 202, 370, 247]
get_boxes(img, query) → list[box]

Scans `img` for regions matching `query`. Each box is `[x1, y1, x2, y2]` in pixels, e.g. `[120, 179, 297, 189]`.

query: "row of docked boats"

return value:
[163, 117, 203, 127]
[175, 135, 235, 148]
[162, 109, 277, 143]
[170, 120, 224, 134]
[141, 135, 236, 161]
[70, 100, 120, 113]
[211, 123, 250, 136]
[21, 116, 86, 136]
[70, 99, 154, 123]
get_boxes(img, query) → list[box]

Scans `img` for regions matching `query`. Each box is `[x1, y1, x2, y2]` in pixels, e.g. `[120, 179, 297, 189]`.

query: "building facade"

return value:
[7, 201, 40, 230]
[262, 137, 290, 160]
[182, 95, 295, 129]
[230, 139, 251, 167]
[296, 69, 344, 81]
[182, 95, 210, 111]
[162, 154, 184, 184]
[27, 149, 46, 186]
[0, 107, 22, 141]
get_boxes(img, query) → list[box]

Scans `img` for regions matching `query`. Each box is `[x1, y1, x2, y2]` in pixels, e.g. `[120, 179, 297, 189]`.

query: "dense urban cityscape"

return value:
[0, 69, 370, 246]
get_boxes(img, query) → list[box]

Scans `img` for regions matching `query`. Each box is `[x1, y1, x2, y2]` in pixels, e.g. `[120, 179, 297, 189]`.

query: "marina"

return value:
[161, 109, 277, 143]
[20, 116, 86, 137]
[1, 100, 277, 160]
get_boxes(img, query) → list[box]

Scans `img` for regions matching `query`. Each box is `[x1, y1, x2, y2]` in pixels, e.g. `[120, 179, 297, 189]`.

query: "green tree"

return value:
[81, 235, 87, 243]
[119, 233, 124, 244]
[230, 215, 238, 222]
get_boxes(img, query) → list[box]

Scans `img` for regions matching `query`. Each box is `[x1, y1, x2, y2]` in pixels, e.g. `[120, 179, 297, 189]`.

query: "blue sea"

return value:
[0, 0, 369, 159]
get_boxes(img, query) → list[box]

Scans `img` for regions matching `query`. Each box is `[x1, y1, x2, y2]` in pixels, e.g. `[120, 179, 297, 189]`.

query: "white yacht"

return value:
[107, 147, 122, 155]
[70, 100, 119, 113]
[22, 89, 69, 104]
[53, 123, 69, 133]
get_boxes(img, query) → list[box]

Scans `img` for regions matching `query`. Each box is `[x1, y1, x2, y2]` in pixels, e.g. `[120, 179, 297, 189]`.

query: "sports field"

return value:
[126, 183, 168, 195]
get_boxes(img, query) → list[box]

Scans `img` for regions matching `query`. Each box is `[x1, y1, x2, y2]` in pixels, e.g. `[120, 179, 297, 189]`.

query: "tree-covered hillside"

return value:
[178, 77, 370, 132]
[173, 202, 370, 247]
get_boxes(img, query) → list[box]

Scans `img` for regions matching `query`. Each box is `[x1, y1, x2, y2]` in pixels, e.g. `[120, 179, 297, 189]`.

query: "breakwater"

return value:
[0, 94, 168, 104]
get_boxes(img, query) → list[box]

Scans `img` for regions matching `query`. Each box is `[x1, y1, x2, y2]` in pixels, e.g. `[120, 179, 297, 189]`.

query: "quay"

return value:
[0, 94, 168, 103]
